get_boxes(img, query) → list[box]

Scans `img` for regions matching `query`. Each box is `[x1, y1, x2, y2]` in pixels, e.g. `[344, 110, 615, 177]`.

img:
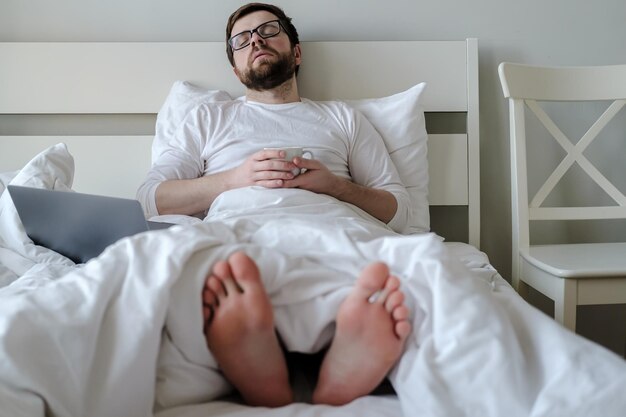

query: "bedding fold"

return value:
[1, 167, 626, 417]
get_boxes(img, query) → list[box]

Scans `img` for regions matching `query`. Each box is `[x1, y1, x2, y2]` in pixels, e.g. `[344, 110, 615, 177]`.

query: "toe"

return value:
[392, 305, 409, 321]
[208, 276, 226, 298]
[203, 280, 218, 305]
[220, 274, 242, 296]
[384, 290, 405, 312]
[384, 275, 400, 292]
[228, 251, 263, 291]
[355, 262, 390, 300]
[212, 260, 231, 279]
[395, 320, 412, 339]
[372, 275, 401, 306]
[213, 259, 242, 295]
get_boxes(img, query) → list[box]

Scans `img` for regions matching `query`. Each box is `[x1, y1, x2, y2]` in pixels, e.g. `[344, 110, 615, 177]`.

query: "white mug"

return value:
[263, 147, 314, 175]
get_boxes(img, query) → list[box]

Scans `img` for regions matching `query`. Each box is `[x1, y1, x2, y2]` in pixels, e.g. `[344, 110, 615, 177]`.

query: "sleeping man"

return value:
[137, 2, 411, 232]
[137, 2, 413, 408]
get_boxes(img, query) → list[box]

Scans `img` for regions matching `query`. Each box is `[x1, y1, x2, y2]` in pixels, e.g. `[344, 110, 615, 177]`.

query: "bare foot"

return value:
[202, 251, 293, 407]
[312, 262, 411, 405]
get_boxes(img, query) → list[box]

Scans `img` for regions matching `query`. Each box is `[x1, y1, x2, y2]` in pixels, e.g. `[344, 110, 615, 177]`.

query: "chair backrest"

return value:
[498, 62, 626, 256]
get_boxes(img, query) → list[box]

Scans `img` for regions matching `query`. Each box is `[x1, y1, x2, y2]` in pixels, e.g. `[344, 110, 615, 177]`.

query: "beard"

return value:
[237, 46, 297, 91]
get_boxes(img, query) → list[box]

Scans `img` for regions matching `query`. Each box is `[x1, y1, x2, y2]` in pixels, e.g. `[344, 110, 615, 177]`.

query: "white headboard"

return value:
[0, 40, 480, 247]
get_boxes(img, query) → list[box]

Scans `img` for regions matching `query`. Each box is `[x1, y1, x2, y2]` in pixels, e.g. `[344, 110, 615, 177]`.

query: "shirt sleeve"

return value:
[136, 105, 207, 218]
[346, 107, 412, 234]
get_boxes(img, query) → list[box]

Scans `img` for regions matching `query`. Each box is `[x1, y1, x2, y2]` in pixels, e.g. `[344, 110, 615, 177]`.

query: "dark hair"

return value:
[225, 3, 300, 68]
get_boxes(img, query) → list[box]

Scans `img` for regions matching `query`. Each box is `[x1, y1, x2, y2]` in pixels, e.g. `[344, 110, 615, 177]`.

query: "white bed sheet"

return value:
[1, 150, 625, 417]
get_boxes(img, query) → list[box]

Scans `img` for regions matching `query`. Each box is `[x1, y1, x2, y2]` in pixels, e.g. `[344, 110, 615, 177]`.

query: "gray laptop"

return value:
[7, 185, 173, 264]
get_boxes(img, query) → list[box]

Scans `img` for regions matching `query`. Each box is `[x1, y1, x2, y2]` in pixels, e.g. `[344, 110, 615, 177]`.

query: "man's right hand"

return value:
[230, 149, 297, 188]
[155, 149, 299, 216]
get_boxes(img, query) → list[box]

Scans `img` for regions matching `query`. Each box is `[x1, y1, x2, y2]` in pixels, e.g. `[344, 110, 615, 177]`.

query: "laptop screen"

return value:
[8, 185, 154, 263]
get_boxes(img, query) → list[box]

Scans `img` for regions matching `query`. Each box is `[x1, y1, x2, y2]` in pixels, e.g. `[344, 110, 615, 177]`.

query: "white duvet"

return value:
[1, 146, 626, 417]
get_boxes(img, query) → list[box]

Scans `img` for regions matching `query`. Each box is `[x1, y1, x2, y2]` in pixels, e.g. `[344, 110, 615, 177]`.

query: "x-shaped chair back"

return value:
[499, 63, 626, 253]
[525, 98, 626, 219]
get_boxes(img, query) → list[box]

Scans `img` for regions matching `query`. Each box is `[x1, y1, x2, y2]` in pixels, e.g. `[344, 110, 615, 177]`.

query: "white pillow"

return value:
[156, 81, 429, 233]
[8, 143, 75, 191]
[153, 81, 233, 161]
[0, 143, 76, 267]
[345, 83, 429, 233]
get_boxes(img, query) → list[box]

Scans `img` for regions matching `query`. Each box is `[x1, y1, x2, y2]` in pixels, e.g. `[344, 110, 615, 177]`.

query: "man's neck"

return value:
[245, 77, 300, 104]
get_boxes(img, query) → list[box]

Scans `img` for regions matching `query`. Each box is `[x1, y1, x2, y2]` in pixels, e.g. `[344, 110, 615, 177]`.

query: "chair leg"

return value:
[554, 278, 577, 331]
[512, 273, 520, 292]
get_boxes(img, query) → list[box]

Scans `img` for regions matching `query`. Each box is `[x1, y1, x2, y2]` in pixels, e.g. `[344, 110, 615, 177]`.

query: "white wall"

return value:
[2, 0, 625, 353]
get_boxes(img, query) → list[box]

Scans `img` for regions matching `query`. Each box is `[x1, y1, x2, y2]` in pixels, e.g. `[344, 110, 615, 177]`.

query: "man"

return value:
[136, 3, 411, 233]
[138, 2, 412, 407]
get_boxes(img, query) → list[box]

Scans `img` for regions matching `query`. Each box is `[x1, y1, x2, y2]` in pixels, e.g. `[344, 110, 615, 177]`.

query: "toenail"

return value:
[368, 291, 380, 303]
[368, 289, 389, 303]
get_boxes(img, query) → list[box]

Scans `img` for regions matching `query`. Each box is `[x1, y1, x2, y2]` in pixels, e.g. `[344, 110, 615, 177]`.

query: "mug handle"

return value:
[298, 150, 314, 175]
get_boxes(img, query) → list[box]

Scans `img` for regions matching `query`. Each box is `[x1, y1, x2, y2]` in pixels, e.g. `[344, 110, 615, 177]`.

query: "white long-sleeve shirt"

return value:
[137, 97, 411, 233]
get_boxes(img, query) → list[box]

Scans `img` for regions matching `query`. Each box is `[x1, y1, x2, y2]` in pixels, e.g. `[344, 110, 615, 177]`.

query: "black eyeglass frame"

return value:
[228, 19, 284, 51]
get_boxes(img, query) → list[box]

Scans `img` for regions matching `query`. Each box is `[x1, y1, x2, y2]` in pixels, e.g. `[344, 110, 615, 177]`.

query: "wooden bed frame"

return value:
[0, 40, 480, 247]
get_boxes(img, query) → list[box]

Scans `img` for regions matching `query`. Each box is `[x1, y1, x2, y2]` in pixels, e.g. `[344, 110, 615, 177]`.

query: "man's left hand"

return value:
[281, 157, 345, 197]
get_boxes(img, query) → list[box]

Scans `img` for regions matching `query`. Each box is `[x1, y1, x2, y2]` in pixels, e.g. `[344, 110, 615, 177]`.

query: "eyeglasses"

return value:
[228, 20, 284, 51]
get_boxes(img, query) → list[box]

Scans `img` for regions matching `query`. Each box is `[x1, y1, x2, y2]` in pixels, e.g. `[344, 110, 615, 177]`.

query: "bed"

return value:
[1, 40, 625, 417]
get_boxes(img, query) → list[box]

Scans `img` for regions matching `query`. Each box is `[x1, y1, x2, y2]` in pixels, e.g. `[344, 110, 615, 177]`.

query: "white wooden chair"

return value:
[498, 62, 626, 331]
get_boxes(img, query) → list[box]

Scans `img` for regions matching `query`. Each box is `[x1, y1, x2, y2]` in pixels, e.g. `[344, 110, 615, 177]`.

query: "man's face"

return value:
[230, 10, 301, 91]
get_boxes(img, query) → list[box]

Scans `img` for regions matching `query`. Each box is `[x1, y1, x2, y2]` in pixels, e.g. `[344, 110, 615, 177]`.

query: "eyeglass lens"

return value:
[230, 20, 281, 51]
